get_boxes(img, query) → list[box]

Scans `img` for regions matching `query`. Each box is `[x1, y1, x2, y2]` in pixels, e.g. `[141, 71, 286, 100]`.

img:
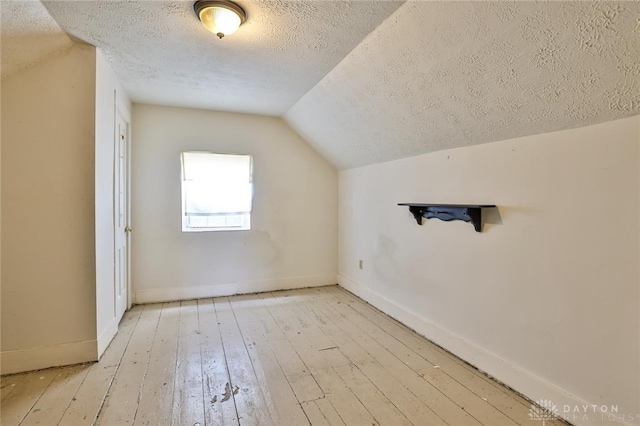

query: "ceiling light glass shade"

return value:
[194, 1, 246, 39]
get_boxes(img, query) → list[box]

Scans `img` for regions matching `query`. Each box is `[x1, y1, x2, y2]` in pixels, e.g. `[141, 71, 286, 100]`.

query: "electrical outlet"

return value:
[359, 259, 364, 270]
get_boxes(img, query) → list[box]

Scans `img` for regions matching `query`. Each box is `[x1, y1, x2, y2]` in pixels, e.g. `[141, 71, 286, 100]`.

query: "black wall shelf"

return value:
[398, 203, 496, 232]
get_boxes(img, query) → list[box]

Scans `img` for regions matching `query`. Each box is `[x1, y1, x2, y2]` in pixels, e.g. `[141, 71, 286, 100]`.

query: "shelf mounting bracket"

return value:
[398, 203, 496, 233]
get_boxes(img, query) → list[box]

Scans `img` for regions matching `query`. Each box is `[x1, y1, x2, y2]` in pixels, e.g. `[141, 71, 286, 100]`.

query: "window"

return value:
[181, 151, 253, 232]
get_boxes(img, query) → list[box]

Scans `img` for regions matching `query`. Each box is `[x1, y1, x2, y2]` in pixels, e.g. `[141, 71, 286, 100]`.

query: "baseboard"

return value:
[1, 340, 97, 375]
[134, 274, 337, 304]
[337, 275, 630, 426]
[97, 316, 119, 358]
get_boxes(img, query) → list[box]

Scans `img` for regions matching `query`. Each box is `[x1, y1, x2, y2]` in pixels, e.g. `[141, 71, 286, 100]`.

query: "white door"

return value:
[114, 110, 129, 322]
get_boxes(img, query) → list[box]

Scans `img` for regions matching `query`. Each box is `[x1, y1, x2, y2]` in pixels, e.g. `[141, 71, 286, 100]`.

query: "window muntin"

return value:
[181, 152, 252, 232]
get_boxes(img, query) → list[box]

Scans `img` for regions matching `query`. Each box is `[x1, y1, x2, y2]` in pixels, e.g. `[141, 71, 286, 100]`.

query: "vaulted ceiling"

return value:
[2, 1, 639, 169]
[0, 0, 73, 79]
[286, 1, 640, 168]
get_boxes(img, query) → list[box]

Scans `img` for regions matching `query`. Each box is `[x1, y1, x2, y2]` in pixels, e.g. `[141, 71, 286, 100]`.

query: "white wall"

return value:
[131, 105, 337, 302]
[339, 116, 640, 425]
[95, 50, 131, 357]
[1, 44, 98, 373]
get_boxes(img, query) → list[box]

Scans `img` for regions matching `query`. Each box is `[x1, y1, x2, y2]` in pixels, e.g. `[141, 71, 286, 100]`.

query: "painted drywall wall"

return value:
[131, 105, 337, 302]
[339, 116, 640, 425]
[1, 44, 98, 373]
[95, 49, 131, 357]
[0, 0, 74, 79]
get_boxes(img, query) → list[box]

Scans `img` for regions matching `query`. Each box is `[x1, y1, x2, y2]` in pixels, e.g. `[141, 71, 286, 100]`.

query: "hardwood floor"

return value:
[1, 286, 566, 426]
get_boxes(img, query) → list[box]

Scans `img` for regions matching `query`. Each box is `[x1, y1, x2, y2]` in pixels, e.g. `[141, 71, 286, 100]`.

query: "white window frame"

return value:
[181, 151, 253, 232]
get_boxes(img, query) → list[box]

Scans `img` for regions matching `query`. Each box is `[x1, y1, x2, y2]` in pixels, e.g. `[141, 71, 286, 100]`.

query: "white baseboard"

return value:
[134, 274, 337, 304]
[1, 340, 97, 375]
[97, 316, 119, 358]
[337, 275, 630, 426]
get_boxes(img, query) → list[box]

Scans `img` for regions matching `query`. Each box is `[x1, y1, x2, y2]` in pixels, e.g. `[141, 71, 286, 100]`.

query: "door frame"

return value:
[125, 112, 132, 310]
[115, 104, 131, 315]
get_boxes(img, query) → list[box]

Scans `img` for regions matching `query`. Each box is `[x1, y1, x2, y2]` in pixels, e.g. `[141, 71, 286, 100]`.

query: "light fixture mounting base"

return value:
[194, 0, 247, 24]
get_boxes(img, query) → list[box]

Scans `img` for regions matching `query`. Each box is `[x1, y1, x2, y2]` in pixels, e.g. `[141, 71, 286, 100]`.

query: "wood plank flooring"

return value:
[1, 285, 567, 426]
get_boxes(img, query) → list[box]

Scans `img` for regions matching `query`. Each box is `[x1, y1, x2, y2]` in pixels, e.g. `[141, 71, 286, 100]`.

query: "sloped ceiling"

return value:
[3, 1, 638, 170]
[285, 1, 640, 169]
[0, 0, 73, 79]
[41, 0, 403, 116]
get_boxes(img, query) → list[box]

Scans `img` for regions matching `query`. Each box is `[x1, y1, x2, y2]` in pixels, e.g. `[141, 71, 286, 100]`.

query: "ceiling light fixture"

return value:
[194, 0, 246, 39]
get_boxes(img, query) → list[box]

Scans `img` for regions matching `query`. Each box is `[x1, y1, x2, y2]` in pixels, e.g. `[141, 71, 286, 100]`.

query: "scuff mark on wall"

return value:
[373, 235, 399, 285]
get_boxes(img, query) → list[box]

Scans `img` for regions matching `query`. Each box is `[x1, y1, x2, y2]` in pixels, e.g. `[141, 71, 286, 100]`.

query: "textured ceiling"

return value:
[4, 1, 639, 170]
[1, 0, 73, 79]
[41, 0, 403, 116]
[285, 1, 640, 169]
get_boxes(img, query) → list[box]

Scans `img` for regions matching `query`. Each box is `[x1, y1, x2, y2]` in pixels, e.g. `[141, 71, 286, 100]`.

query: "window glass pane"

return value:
[185, 213, 249, 229]
[181, 151, 252, 232]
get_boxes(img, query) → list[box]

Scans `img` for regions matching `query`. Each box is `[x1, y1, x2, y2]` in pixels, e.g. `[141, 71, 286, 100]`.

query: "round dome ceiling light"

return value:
[194, 0, 246, 39]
